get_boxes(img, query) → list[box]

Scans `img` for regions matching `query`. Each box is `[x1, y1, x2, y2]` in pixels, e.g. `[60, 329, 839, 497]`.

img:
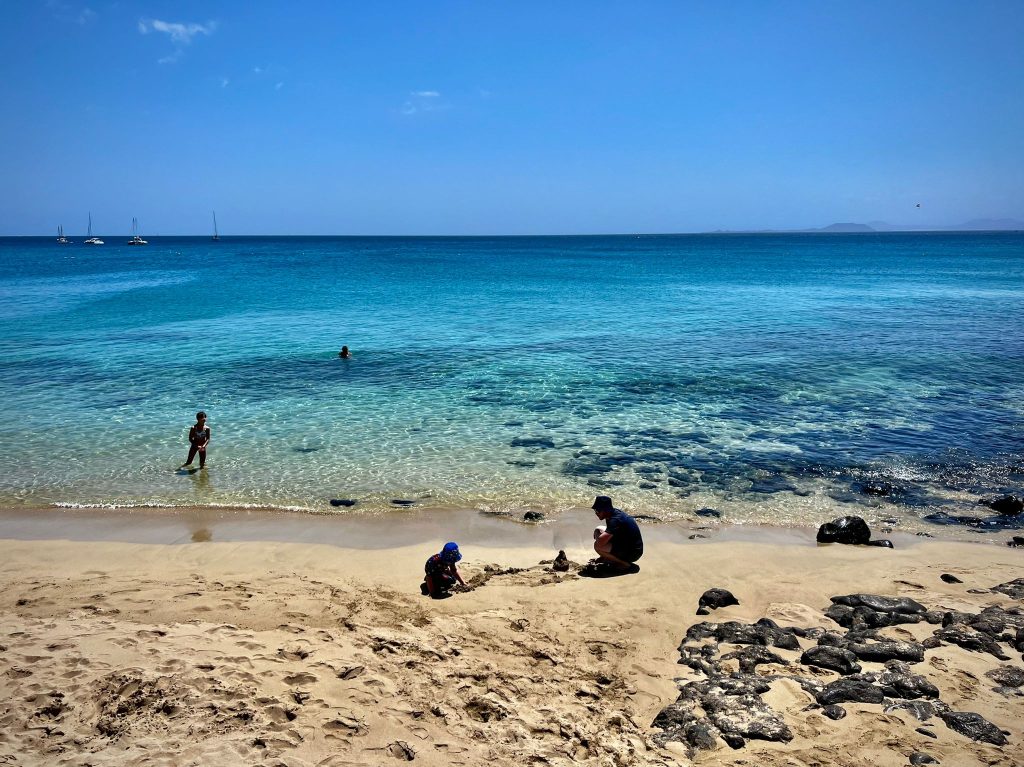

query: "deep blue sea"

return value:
[1, 233, 1022, 534]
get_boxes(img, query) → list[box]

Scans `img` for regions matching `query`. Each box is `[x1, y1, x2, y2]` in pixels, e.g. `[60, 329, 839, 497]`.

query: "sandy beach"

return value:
[1, 507, 1021, 766]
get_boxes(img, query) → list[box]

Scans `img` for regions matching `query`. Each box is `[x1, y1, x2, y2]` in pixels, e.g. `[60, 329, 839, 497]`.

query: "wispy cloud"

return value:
[158, 49, 183, 65]
[275, 82, 284, 91]
[253, 66, 263, 74]
[220, 77, 230, 88]
[139, 17, 216, 63]
[47, 0, 95, 25]
[400, 90, 445, 116]
[138, 18, 217, 44]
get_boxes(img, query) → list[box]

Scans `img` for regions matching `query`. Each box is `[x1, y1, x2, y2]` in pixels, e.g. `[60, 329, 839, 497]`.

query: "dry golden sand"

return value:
[0, 508, 1021, 766]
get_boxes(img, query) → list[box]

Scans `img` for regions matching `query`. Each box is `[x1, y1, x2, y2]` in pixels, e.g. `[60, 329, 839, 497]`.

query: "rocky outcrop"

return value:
[653, 585, 1019, 755]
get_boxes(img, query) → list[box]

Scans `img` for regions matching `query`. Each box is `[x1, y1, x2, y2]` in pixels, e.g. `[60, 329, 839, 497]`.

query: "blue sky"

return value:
[3, 1, 1022, 235]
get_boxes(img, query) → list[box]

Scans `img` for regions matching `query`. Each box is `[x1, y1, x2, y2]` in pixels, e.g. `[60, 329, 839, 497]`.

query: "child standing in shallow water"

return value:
[182, 411, 211, 469]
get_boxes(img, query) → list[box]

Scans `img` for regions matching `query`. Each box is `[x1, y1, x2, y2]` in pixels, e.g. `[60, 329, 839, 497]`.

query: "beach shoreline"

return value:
[2, 505, 1021, 766]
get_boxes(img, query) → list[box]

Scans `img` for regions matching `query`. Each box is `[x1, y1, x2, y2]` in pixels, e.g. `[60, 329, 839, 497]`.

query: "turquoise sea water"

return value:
[1, 233, 1022, 533]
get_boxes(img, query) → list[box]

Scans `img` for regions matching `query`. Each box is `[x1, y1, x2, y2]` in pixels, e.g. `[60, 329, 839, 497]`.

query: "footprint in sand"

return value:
[283, 672, 318, 685]
[385, 741, 415, 760]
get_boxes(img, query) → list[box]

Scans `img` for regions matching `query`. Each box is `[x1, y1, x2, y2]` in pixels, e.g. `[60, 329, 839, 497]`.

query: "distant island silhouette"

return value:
[708, 218, 1024, 234]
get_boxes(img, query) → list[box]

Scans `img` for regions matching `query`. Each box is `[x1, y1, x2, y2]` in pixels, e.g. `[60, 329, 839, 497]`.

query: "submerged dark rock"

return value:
[329, 498, 357, 507]
[816, 516, 871, 545]
[697, 588, 740, 615]
[390, 499, 416, 506]
[939, 710, 1008, 745]
[984, 495, 1024, 516]
[510, 436, 556, 449]
[695, 508, 721, 519]
[858, 481, 900, 497]
[523, 511, 545, 522]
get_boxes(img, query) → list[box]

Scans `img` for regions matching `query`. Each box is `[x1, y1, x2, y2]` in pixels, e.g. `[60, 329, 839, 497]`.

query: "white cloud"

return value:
[253, 66, 263, 74]
[220, 77, 230, 88]
[139, 18, 217, 44]
[400, 90, 447, 116]
[275, 82, 284, 91]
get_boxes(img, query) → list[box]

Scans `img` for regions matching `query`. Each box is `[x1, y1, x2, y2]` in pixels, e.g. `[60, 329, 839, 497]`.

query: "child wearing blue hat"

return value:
[421, 542, 466, 599]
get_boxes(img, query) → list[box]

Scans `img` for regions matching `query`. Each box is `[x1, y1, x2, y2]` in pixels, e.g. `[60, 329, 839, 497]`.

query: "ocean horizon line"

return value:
[3, 228, 1022, 239]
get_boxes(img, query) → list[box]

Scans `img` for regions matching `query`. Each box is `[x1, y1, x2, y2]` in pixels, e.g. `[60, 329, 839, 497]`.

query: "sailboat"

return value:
[211, 211, 220, 241]
[56, 225, 71, 244]
[84, 213, 104, 245]
[127, 217, 148, 245]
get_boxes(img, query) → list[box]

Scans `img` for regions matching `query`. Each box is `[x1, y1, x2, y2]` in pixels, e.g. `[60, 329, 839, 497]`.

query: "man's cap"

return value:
[591, 495, 614, 512]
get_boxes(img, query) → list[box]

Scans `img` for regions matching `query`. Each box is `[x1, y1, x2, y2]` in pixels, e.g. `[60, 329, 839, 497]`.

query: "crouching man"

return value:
[591, 495, 643, 573]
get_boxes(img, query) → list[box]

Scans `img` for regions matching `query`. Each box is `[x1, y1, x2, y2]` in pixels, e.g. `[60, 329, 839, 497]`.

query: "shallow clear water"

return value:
[1, 233, 1022, 534]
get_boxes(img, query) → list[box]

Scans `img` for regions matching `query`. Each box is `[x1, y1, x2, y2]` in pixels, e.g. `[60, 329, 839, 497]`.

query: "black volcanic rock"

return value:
[830, 594, 927, 615]
[939, 710, 1008, 745]
[697, 588, 740, 615]
[985, 665, 1024, 688]
[801, 645, 861, 675]
[822, 705, 846, 720]
[329, 498, 357, 507]
[847, 640, 925, 664]
[523, 511, 545, 522]
[876, 662, 940, 699]
[816, 678, 884, 705]
[720, 645, 788, 673]
[817, 516, 871, 545]
[684, 619, 801, 651]
[933, 627, 1010, 660]
[884, 700, 937, 721]
[866, 539, 894, 548]
[991, 578, 1024, 599]
[695, 508, 721, 518]
[940, 573, 963, 584]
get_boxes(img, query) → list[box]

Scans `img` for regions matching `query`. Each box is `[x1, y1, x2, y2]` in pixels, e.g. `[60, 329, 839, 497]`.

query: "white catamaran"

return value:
[127, 217, 148, 246]
[84, 213, 104, 245]
[212, 210, 221, 241]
